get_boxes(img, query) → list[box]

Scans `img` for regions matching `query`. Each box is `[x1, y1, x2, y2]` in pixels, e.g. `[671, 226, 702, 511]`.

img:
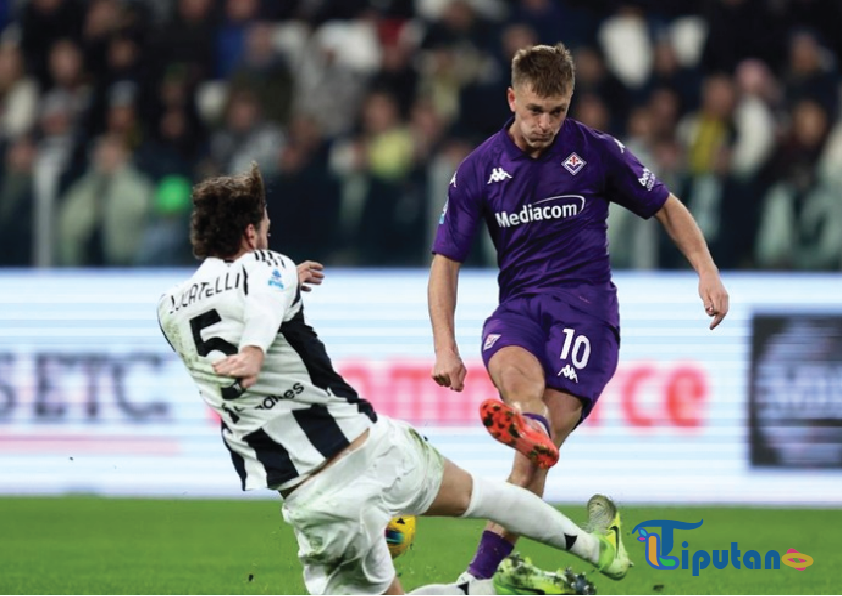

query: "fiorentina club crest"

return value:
[563, 152, 586, 175]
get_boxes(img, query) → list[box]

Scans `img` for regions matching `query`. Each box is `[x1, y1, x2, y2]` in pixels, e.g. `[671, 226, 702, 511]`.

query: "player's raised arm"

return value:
[214, 254, 298, 387]
[654, 196, 729, 330]
[599, 132, 729, 331]
[428, 160, 483, 392]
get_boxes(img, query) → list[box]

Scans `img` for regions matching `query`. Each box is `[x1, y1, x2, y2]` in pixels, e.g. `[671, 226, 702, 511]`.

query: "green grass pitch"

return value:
[0, 497, 837, 594]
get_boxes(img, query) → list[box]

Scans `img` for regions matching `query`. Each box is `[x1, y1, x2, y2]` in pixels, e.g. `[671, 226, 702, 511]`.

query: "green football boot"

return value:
[493, 552, 597, 595]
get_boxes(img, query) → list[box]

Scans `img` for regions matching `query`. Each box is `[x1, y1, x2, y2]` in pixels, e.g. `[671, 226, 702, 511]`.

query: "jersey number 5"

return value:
[190, 309, 245, 401]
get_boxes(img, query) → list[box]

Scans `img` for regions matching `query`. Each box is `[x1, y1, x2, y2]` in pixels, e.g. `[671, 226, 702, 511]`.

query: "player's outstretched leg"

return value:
[584, 494, 631, 581]
[406, 554, 594, 595]
[424, 459, 631, 582]
[493, 553, 596, 595]
[480, 398, 559, 469]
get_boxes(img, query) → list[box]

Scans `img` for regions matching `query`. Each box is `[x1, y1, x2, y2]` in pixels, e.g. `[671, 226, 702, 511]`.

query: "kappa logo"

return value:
[562, 153, 586, 175]
[450, 172, 457, 187]
[614, 137, 625, 152]
[483, 334, 501, 350]
[559, 364, 578, 382]
[488, 168, 512, 184]
[439, 199, 448, 224]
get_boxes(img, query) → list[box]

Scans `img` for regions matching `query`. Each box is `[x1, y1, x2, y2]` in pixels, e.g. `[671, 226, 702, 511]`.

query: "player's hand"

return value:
[431, 350, 467, 392]
[213, 346, 264, 389]
[297, 261, 325, 292]
[698, 269, 729, 330]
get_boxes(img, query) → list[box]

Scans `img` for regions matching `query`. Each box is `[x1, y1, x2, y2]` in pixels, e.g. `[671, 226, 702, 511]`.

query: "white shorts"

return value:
[281, 416, 445, 595]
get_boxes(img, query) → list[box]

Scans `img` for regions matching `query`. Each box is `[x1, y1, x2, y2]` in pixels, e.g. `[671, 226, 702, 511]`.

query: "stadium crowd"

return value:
[0, 0, 840, 270]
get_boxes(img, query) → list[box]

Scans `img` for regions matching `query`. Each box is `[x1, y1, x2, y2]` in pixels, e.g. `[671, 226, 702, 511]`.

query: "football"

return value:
[385, 515, 416, 558]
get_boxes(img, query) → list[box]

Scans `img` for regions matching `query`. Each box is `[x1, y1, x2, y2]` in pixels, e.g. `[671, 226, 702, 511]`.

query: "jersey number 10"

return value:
[559, 328, 591, 369]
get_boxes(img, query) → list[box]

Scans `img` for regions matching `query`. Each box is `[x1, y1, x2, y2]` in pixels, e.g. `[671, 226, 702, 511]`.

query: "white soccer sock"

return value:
[461, 475, 599, 564]
[407, 578, 494, 595]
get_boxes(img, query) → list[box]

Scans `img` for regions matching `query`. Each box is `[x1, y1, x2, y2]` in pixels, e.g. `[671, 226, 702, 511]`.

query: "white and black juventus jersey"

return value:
[157, 250, 376, 492]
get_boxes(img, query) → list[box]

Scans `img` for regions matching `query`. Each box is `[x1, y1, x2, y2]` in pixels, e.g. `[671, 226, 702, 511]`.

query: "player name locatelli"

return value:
[169, 271, 244, 313]
[495, 195, 586, 228]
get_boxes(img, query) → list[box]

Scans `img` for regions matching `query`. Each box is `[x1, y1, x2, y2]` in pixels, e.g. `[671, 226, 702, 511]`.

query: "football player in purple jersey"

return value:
[428, 42, 729, 583]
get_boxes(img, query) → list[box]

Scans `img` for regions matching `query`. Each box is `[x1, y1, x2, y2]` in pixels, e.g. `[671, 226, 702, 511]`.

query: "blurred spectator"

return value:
[508, 0, 568, 46]
[572, 45, 629, 133]
[19, 0, 84, 90]
[784, 30, 838, 119]
[573, 92, 610, 132]
[80, 0, 121, 82]
[647, 86, 681, 142]
[84, 17, 151, 139]
[56, 134, 153, 266]
[0, 39, 38, 142]
[782, 0, 842, 69]
[228, 22, 295, 127]
[33, 89, 86, 204]
[293, 29, 370, 138]
[700, 0, 786, 75]
[369, 30, 420, 121]
[419, 0, 489, 124]
[456, 23, 538, 142]
[149, 0, 216, 86]
[104, 81, 144, 153]
[640, 34, 701, 115]
[731, 59, 777, 180]
[267, 115, 341, 264]
[671, 74, 752, 269]
[608, 105, 658, 270]
[410, 97, 448, 164]
[209, 87, 283, 177]
[678, 74, 737, 176]
[216, 0, 261, 79]
[755, 99, 842, 271]
[45, 38, 90, 121]
[135, 105, 207, 182]
[598, 4, 652, 90]
[0, 135, 36, 266]
[420, 0, 492, 52]
[135, 175, 194, 266]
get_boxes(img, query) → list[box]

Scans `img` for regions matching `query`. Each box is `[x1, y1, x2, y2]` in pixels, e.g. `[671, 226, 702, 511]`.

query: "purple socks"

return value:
[467, 531, 515, 579]
[523, 412, 551, 436]
[466, 412, 551, 579]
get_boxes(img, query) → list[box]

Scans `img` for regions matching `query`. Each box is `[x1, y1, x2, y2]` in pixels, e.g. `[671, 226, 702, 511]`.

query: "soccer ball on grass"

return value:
[385, 515, 416, 558]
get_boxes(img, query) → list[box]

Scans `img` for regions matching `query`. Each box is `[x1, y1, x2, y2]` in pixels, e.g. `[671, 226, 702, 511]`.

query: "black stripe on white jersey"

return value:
[290, 284, 301, 309]
[253, 250, 282, 269]
[281, 307, 377, 422]
[234, 402, 361, 490]
[221, 421, 248, 490]
[157, 299, 176, 353]
[292, 404, 350, 457]
[243, 427, 298, 488]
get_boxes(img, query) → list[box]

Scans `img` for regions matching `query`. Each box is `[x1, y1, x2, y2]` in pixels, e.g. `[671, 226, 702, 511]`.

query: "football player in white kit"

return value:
[157, 164, 631, 596]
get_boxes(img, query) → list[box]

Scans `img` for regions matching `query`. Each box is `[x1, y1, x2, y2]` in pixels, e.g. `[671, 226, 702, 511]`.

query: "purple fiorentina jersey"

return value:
[432, 118, 669, 327]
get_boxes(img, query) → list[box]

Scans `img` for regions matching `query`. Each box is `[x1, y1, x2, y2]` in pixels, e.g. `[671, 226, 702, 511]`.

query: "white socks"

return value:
[407, 579, 494, 595]
[461, 474, 599, 564]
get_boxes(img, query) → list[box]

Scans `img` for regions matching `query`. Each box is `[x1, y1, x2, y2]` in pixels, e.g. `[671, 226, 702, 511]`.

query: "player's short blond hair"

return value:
[511, 43, 576, 97]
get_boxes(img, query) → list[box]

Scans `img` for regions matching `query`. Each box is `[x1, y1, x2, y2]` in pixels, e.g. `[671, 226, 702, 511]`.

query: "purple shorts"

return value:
[480, 293, 620, 421]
